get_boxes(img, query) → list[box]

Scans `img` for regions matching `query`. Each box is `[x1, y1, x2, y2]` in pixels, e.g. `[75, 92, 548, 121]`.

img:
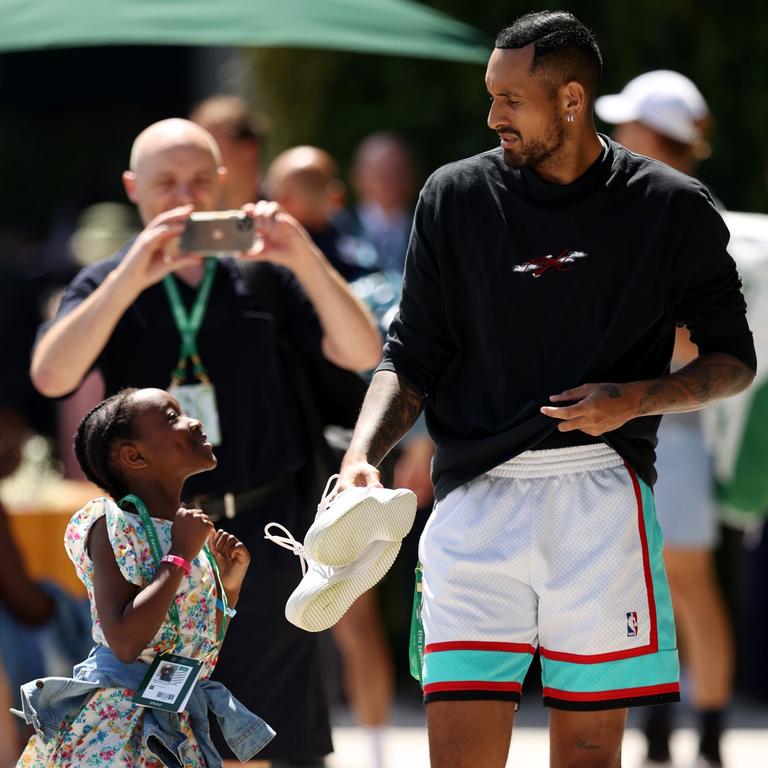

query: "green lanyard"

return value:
[120, 494, 229, 644]
[163, 257, 217, 385]
[120, 494, 182, 637]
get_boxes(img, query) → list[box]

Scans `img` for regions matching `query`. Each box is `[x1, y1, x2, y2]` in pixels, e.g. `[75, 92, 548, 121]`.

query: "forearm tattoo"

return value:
[348, 371, 424, 466]
[637, 353, 754, 416]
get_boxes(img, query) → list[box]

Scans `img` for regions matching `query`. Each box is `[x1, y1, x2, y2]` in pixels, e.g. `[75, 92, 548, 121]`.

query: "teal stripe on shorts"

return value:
[423, 649, 534, 686]
[639, 476, 677, 651]
[542, 649, 679, 693]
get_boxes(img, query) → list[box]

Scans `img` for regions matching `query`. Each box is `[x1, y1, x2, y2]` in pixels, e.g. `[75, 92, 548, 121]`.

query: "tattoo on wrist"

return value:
[637, 354, 753, 415]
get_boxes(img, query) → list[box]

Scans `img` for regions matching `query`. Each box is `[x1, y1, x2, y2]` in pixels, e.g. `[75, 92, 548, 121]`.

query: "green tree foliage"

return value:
[251, 1, 768, 211]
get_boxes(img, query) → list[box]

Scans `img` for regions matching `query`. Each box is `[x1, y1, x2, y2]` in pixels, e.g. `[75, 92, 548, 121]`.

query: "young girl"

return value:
[14, 387, 274, 766]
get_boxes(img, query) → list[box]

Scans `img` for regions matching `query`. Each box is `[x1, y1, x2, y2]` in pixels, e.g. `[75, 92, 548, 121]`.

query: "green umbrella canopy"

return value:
[0, 0, 490, 62]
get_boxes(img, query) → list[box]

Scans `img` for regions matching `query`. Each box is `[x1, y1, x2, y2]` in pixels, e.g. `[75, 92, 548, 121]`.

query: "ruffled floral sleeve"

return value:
[64, 496, 155, 590]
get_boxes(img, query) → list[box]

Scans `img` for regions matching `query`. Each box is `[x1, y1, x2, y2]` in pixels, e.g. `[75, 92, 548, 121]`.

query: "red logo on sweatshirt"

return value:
[513, 249, 588, 278]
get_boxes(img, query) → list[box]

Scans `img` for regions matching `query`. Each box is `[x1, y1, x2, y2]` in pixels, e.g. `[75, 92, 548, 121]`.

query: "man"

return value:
[31, 118, 382, 766]
[265, 146, 376, 283]
[190, 95, 268, 208]
[266, 144, 396, 768]
[334, 11, 755, 768]
[596, 72, 732, 768]
[349, 132, 417, 277]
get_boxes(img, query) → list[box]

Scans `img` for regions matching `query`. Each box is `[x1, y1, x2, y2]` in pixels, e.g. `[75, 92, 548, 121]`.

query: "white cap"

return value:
[595, 70, 709, 145]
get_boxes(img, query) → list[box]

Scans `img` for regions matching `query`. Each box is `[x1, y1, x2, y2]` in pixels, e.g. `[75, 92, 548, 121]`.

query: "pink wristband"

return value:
[161, 554, 191, 577]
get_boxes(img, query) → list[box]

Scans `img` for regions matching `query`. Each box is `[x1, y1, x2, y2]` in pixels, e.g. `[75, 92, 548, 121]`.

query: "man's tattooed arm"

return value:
[635, 353, 755, 416]
[543, 353, 754, 436]
[344, 370, 424, 470]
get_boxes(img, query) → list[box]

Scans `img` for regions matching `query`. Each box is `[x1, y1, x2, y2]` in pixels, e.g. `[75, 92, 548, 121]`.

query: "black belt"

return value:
[193, 475, 294, 522]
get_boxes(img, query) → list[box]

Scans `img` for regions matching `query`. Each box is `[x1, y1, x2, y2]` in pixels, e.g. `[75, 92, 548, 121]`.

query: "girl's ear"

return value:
[117, 442, 149, 471]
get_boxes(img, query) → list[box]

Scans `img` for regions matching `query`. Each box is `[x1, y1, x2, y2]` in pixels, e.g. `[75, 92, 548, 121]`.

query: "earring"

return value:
[567, 114, 575, 124]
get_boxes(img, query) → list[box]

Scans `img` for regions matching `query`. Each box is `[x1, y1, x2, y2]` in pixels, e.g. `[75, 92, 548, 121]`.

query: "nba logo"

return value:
[626, 612, 638, 637]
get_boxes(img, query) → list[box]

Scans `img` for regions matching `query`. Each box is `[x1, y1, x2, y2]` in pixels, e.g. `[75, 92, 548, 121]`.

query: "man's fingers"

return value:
[540, 404, 584, 420]
[246, 200, 281, 238]
[149, 204, 194, 228]
[556, 418, 587, 432]
[549, 384, 590, 402]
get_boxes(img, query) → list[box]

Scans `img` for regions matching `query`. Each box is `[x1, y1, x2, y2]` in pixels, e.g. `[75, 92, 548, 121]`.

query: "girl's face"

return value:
[120, 388, 217, 479]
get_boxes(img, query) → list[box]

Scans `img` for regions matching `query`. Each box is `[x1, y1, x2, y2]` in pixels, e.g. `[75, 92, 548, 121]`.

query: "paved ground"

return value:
[326, 699, 768, 767]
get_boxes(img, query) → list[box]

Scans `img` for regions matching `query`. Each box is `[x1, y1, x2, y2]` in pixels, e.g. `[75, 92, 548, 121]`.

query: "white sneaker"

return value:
[264, 522, 401, 633]
[303, 475, 417, 567]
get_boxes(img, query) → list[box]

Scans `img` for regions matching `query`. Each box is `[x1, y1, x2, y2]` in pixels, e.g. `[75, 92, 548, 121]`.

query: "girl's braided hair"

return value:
[73, 388, 139, 499]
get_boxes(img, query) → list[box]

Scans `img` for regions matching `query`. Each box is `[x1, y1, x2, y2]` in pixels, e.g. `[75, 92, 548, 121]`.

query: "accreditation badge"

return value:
[132, 652, 203, 713]
[168, 382, 223, 446]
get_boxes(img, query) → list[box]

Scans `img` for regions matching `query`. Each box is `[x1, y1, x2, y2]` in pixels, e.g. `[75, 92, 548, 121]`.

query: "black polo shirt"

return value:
[44, 249, 323, 498]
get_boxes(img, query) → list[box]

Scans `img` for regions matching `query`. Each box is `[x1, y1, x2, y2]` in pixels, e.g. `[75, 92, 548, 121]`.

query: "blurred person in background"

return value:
[30, 117, 382, 767]
[0, 405, 92, 760]
[597, 70, 732, 768]
[0, 656, 16, 767]
[348, 132, 435, 508]
[191, 94, 268, 208]
[349, 132, 416, 277]
[55, 201, 140, 480]
[266, 146, 377, 283]
[266, 145, 394, 768]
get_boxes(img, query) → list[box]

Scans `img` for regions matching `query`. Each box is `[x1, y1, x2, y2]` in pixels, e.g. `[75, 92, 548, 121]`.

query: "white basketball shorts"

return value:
[417, 443, 680, 710]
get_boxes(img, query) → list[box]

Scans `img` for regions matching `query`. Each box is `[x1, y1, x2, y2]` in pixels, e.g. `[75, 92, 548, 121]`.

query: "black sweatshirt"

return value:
[378, 138, 756, 501]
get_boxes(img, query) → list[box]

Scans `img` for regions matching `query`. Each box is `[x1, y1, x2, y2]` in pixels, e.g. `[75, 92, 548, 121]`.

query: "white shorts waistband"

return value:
[487, 443, 624, 479]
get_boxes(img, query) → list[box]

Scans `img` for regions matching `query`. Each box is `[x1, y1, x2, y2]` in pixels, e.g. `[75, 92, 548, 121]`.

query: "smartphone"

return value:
[180, 211, 255, 253]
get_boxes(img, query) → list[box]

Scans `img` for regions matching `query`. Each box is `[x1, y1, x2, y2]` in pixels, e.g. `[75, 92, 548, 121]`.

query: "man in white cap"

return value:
[595, 69, 711, 176]
[597, 73, 731, 768]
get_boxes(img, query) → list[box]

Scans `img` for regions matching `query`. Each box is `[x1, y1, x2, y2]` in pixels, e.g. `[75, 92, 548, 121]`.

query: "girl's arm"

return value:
[89, 509, 212, 663]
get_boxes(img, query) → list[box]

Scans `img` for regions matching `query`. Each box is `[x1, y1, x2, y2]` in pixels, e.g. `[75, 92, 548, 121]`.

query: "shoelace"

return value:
[317, 473, 340, 516]
[264, 522, 309, 575]
[264, 522, 339, 579]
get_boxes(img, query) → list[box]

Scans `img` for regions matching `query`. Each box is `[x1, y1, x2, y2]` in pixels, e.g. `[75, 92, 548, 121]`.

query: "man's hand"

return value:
[337, 458, 383, 494]
[115, 205, 202, 294]
[239, 201, 320, 274]
[540, 382, 639, 436]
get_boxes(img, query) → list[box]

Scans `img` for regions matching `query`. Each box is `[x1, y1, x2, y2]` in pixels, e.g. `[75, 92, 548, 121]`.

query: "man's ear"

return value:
[561, 80, 587, 119]
[117, 441, 149, 471]
[123, 171, 138, 204]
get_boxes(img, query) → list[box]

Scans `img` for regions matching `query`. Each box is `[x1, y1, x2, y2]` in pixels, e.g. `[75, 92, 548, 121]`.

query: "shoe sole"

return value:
[304, 491, 417, 567]
[286, 542, 401, 632]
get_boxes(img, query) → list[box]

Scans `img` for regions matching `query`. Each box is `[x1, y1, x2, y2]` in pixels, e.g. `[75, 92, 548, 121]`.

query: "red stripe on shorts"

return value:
[424, 680, 523, 694]
[625, 463, 659, 652]
[425, 641, 537, 655]
[543, 682, 680, 702]
[539, 645, 656, 663]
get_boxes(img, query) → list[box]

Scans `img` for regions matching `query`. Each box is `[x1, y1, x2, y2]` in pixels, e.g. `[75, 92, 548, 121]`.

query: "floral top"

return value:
[64, 497, 220, 676]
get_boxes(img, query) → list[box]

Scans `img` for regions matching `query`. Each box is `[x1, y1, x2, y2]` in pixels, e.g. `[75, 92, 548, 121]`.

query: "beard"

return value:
[501, 119, 566, 170]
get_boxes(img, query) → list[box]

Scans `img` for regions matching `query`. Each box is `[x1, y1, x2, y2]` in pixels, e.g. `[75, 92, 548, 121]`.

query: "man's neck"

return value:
[174, 260, 206, 287]
[533, 129, 604, 185]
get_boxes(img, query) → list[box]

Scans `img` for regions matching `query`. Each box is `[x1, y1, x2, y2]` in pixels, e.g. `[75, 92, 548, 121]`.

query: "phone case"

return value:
[180, 212, 254, 253]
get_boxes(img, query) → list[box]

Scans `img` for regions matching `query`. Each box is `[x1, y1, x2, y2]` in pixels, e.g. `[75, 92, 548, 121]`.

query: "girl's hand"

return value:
[170, 507, 214, 562]
[209, 529, 250, 597]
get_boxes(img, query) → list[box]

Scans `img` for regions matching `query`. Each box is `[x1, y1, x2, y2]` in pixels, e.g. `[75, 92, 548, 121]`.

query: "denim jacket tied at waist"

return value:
[11, 645, 275, 767]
